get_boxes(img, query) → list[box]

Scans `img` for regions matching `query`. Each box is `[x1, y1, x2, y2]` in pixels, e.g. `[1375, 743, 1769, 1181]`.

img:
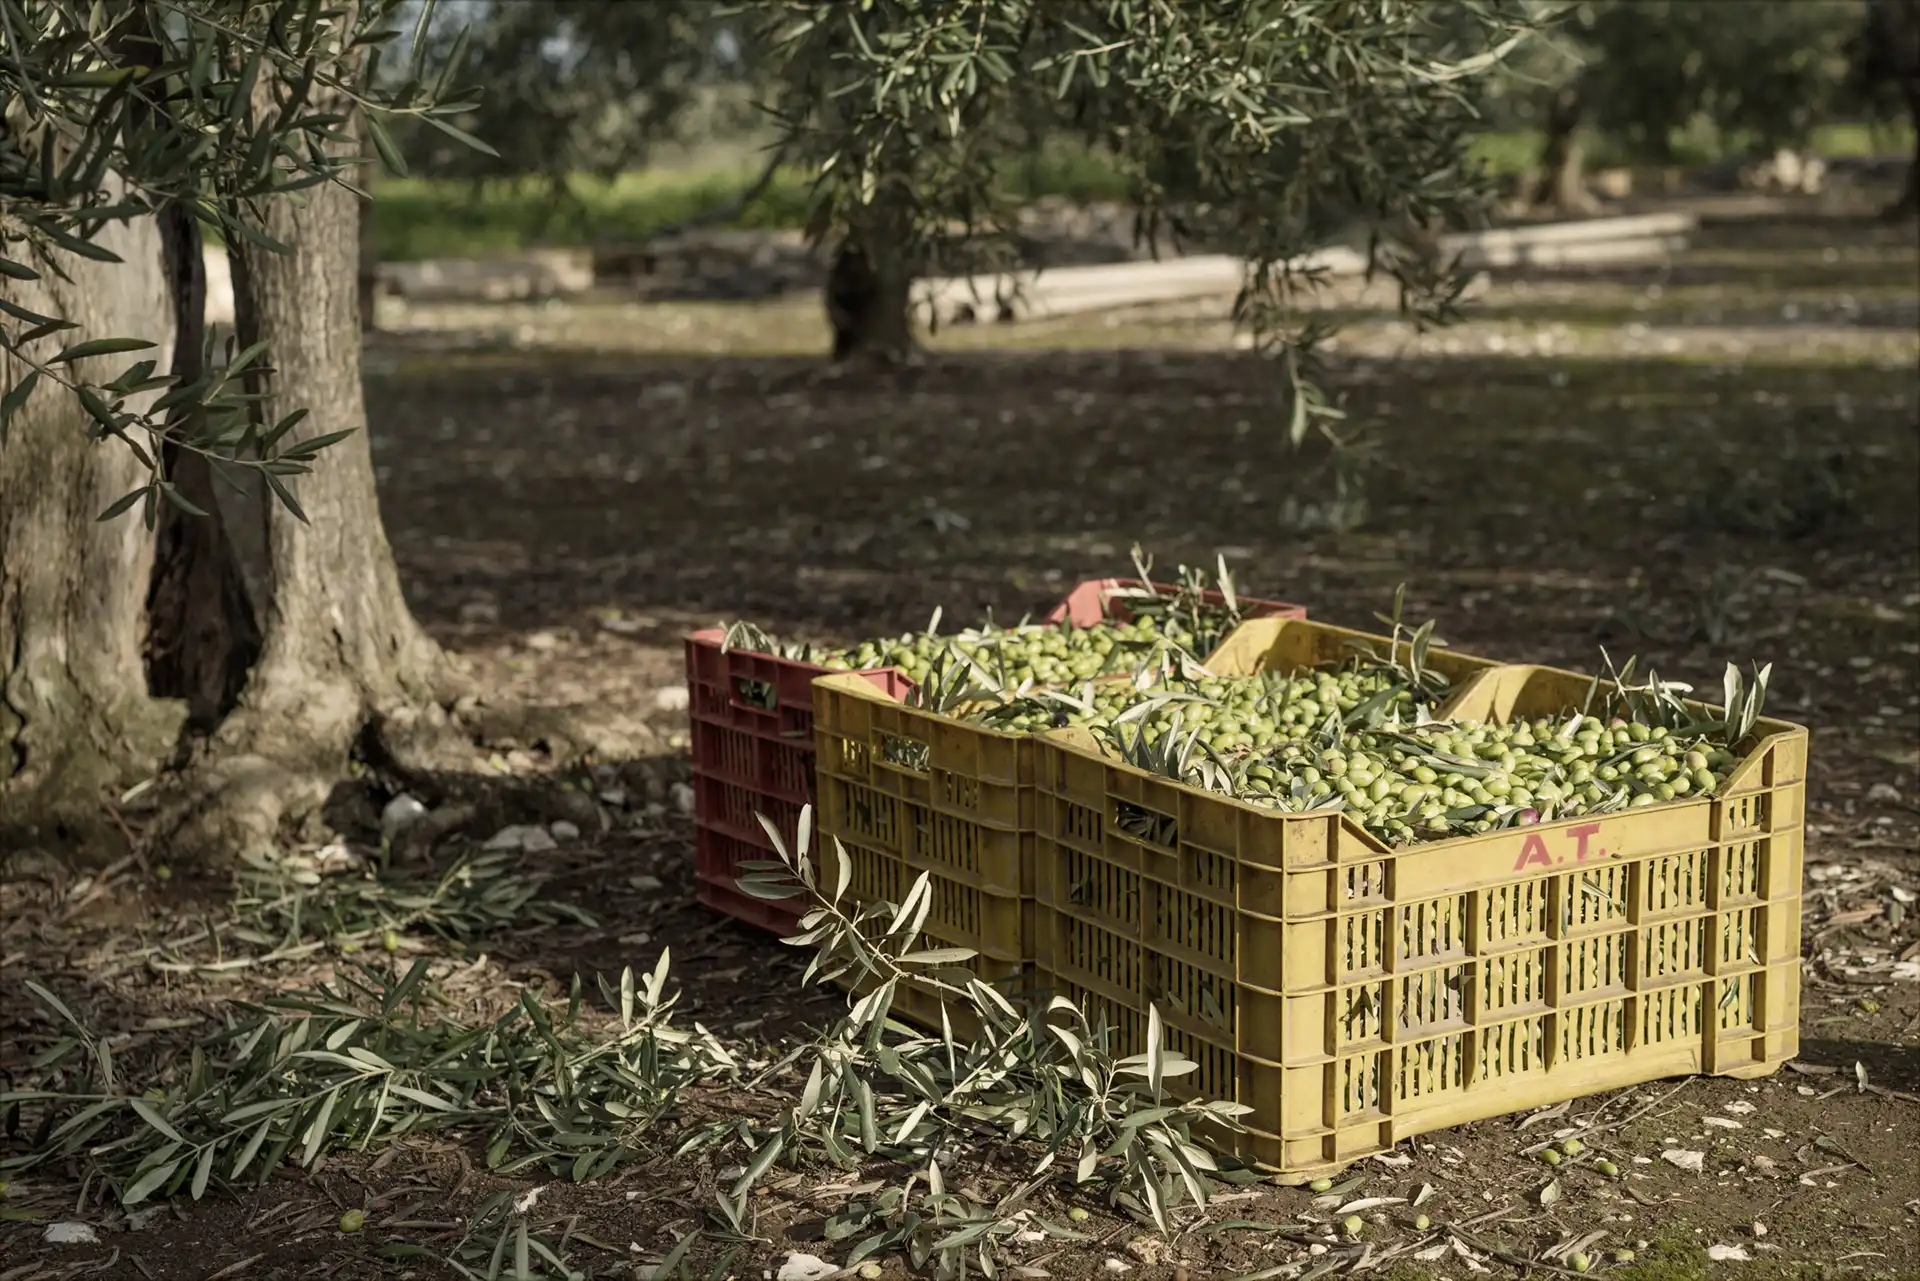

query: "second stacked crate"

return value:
[695, 580, 1305, 937]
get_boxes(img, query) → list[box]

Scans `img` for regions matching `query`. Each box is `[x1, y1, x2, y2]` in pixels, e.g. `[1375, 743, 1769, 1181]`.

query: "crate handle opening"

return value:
[1115, 799, 1178, 849]
[734, 676, 779, 711]
[879, 732, 932, 773]
[838, 737, 873, 773]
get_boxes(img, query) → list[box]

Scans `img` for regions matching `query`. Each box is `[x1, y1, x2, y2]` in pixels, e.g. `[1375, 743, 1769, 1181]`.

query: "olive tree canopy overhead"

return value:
[0, 0, 484, 522]
[758, 0, 1530, 397]
[1487, 0, 1872, 210]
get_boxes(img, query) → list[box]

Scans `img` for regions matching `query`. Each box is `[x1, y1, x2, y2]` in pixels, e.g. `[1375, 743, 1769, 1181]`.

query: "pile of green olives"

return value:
[947, 659, 1743, 849]
[1098, 701, 1741, 847]
[753, 591, 1756, 851]
[819, 609, 1231, 688]
[965, 664, 1433, 736]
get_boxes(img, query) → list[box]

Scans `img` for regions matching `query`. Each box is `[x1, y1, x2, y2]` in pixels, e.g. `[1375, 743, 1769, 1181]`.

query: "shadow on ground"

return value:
[1798, 1037, 1920, 1094]
[366, 344, 1917, 677]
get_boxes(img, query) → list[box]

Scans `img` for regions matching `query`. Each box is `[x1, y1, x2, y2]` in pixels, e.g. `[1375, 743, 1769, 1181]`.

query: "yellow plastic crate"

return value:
[1032, 658, 1807, 1180]
[812, 671, 1038, 1027]
[1200, 614, 1504, 688]
[811, 616, 1503, 1032]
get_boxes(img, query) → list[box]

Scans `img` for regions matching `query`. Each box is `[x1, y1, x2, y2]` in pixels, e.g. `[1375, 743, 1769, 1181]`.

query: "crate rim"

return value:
[687, 575, 1308, 678]
[814, 669, 1039, 744]
[1201, 614, 1505, 682]
[685, 626, 901, 681]
[1439, 660, 1808, 743]
[1038, 658, 1809, 868]
[1043, 577, 1308, 628]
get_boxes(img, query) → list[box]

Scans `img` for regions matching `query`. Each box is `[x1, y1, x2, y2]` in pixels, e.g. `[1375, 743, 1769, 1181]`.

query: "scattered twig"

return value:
[1446, 1226, 1593, 1278]
[1590, 1079, 1693, 1136]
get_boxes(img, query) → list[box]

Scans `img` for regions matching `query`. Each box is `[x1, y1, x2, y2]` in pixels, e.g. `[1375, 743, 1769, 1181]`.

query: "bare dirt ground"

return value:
[3, 208, 1917, 1281]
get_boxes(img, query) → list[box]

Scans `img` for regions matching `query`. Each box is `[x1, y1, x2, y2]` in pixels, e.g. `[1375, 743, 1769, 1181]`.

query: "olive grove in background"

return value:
[392, 0, 1914, 342]
[1488, 0, 1902, 212]
[0, 0, 1531, 865]
[2, 0, 1914, 871]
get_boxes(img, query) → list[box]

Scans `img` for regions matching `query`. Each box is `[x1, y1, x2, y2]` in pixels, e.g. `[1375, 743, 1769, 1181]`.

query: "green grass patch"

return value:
[372, 123, 1916, 262]
[371, 166, 813, 262]
[369, 139, 1139, 262]
[1468, 120, 1914, 176]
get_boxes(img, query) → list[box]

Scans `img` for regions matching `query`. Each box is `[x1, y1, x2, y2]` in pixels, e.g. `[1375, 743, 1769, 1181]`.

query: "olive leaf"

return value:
[3, 934, 729, 1209]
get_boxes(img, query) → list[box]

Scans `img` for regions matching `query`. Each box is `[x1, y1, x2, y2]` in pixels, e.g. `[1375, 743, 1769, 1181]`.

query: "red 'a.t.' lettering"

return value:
[1568, 822, 1602, 862]
[1514, 832, 1553, 872]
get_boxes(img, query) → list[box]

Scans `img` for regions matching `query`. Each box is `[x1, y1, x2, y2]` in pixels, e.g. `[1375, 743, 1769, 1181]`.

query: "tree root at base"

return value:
[152, 689, 664, 868]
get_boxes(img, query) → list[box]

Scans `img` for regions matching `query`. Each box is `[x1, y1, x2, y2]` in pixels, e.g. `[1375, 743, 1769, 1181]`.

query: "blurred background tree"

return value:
[376, 1, 1914, 264]
[1849, 0, 1920, 215]
[399, 1, 768, 230]
[756, 0, 1528, 372]
[1584, 1, 1862, 160]
[350, 0, 1917, 515]
[1487, 0, 1876, 213]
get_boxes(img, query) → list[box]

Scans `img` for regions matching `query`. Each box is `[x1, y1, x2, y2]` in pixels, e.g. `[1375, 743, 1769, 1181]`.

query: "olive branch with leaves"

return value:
[0, 0, 492, 523]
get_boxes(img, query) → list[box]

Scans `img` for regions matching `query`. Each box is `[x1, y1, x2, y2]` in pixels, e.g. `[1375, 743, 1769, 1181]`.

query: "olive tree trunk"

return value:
[164, 75, 466, 859]
[1900, 119, 1920, 219]
[0, 209, 188, 858]
[1893, 16, 1920, 219]
[360, 193, 380, 332]
[825, 233, 917, 362]
[1530, 84, 1599, 214]
[355, 111, 381, 332]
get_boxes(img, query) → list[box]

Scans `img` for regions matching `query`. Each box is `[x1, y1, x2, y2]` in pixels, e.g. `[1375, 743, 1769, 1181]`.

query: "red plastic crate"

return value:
[1044, 578, 1306, 632]
[693, 824, 816, 936]
[686, 629, 911, 934]
[686, 579, 1307, 934]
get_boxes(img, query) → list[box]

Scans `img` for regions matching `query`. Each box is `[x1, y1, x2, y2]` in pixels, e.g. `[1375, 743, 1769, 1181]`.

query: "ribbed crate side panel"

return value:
[815, 674, 1035, 963]
[685, 629, 911, 933]
[1033, 666, 1807, 1180]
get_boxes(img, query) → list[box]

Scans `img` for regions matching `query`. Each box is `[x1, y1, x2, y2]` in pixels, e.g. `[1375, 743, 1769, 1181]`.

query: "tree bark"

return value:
[359, 183, 380, 332]
[145, 205, 262, 729]
[825, 234, 916, 362]
[1898, 122, 1920, 220]
[164, 69, 467, 860]
[1893, 19, 1920, 219]
[1863, 0, 1920, 217]
[1532, 84, 1599, 214]
[355, 111, 381, 332]
[0, 208, 188, 859]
